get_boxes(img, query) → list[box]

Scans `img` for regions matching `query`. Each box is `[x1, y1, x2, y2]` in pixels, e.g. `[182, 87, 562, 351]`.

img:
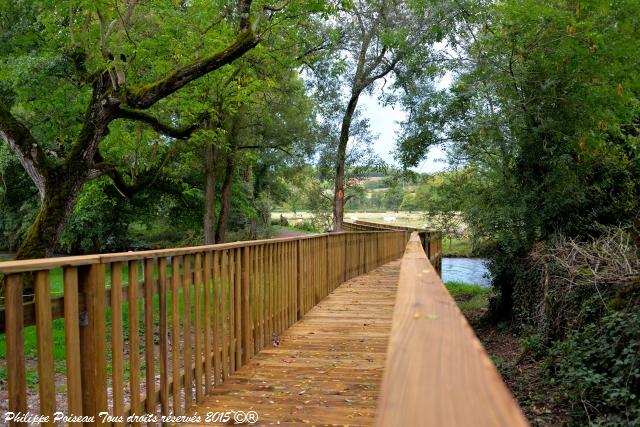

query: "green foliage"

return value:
[547, 310, 640, 426]
[414, 171, 465, 241]
[518, 330, 546, 362]
[292, 220, 320, 233]
[442, 238, 473, 256]
[445, 281, 488, 297]
[400, 0, 640, 321]
[383, 184, 404, 212]
[0, 144, 38, 250]
[60, 179, 131, 254]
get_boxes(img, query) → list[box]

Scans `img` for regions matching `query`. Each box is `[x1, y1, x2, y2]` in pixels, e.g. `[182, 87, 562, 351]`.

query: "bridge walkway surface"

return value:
[186, 260, 400, 426]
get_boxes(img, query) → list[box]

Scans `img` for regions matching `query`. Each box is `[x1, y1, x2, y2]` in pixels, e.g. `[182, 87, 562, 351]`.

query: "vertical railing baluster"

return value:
[229, 249, 236, 373]
[182, 255, 193, 409]
[144, 258, 156, 421]
[212, 251, 221, 387]
[193, 253, 203, 403]
[171, 256, 182, 415]
[64, 267, 84, 423]
[158, 257, 169, 417]
[127, 261, 142, 424]
[242, 245, 251, 364]
[221, 250, 229, 381]
[5, 273, 26, 427]
[35, 271, 55, 424]
[234, 248, 242, 368]
[109, 263, 124, 425]
[79, 263, 108, 424]
[203, 252, 212, 394]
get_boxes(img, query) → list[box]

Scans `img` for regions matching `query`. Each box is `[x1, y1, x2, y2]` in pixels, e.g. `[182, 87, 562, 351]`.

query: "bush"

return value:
[508, 227, 640, 340]
[518, 329, 546, 362]
[293, 220, 319, 233]
[547, 309, 640, 426]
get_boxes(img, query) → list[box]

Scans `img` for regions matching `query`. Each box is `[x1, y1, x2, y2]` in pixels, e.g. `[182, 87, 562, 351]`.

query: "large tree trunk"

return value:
[332, 94, 360, 231]
[203, 144, 217, 245]
[215, 154, 235, 243]
[16, 172, 86, 259]
[11, 167, 87, 295]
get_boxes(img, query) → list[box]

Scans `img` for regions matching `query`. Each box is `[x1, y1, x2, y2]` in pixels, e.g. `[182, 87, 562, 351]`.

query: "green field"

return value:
[273, 210, 437, 229]
[442, 238, 473, 256]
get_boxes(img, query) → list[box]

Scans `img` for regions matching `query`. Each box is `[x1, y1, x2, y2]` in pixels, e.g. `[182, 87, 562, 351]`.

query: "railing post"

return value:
[296, 240, 303, 320]
[325, 235, 329, 296]
[64, 267, 84, 424]
[242, 246, 251, 364]
[5, 274, 27, 426]
[78, 264, 108, 425]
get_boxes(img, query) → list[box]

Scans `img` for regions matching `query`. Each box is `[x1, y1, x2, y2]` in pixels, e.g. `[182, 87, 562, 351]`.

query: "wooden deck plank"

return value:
[185, 260, 401, 426]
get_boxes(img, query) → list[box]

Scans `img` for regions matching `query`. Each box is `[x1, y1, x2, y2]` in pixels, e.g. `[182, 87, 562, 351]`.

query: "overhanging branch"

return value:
[125, 1, 259, 110]
[115, 108, 204, 139]
[238, 143, 292, 156]
[93, 162, 161, 198]
[0, 103, 49, 199]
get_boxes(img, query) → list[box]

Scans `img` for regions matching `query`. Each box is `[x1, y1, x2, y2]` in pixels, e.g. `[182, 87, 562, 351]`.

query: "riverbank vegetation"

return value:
[404, 1, 640, 424]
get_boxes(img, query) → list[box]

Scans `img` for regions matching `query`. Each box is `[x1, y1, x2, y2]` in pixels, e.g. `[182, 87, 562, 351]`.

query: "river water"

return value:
[442, 257, 492, 287]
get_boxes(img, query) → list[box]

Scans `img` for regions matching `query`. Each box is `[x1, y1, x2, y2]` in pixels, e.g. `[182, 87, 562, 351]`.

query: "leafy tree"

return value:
[415, 171, 465, 249]
[398, 0, 640, 320]
[0, 0, 263, 265]
[305, 0, 455, 230]
[0, 0, 334, 267]
[383, 183, 403, 212]
[400, 192, 419, 212]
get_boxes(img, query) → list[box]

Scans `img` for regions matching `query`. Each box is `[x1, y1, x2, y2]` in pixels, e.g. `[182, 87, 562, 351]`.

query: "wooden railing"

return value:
[0, 230, 409, 425]
[376, 233, 528, 426]
[345, 220, 443, 276]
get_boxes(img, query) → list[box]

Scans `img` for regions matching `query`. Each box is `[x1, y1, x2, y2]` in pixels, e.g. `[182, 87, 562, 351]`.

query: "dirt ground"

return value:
[456, 296, 571, 426]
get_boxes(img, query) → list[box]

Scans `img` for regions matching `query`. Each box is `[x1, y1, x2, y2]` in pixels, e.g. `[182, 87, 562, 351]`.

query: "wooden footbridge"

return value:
[0, 222, 528, 426]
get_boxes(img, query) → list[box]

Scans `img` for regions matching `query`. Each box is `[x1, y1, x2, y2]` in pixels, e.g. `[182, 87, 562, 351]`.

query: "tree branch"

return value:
[93, 162, 162, 198]
[363, 45, 387, 77]
[115, 108, 205, 139]
[0, 104, 49, 200]
[124, 1, 259, 110]
[238, 144, 292, 155]
[363, 56, 401, 87]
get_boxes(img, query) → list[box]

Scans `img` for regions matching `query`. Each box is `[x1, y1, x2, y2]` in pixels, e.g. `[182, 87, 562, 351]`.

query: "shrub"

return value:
[294, 220, 320, 233]
[512, 227, 640, 340]
[547, 310, 640, 426]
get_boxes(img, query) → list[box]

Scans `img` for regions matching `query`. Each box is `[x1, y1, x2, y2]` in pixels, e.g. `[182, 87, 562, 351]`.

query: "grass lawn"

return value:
[271, 225, 318, 235]
[445, 280, 490, 312]
[0, 263, 235, 387]
[442, 238, 473, 256]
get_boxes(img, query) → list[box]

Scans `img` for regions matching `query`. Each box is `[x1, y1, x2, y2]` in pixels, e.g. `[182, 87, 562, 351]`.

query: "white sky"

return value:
[356, 70, 453, 174]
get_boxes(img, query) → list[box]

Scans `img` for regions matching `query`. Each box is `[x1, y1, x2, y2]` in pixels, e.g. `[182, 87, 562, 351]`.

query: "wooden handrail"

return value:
[0, 230, 398, 274]
[353, 219, 435, 233]
[0, 230, 410, 426]
[346, 220, 443, 276]
[376, 233, 528, 427]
